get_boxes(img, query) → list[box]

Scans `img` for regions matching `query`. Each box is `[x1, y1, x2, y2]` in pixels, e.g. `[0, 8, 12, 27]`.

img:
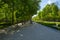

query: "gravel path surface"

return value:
[0, 23, 60, 40]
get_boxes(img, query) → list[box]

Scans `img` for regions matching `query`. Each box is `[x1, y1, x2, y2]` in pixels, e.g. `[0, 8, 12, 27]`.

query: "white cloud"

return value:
[48, 0, 52, 4]
[48, 0, 58, 4]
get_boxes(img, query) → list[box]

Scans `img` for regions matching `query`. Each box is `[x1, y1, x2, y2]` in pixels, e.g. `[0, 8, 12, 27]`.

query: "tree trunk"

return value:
[12, 1, 15, 25]
[30, 19, 32, 24]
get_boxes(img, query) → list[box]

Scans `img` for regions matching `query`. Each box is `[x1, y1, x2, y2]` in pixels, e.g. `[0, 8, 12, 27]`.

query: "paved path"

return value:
[0, 23, 60, 40]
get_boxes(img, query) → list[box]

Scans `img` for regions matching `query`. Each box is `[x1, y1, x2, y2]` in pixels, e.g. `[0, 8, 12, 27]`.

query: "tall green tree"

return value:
[38, 3, 59, 21]
[1, 0, 41, 24]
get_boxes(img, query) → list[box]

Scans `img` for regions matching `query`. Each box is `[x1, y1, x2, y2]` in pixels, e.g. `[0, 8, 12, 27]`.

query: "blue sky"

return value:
[40, 0, 60, 10]
[33, 0, 60, 17]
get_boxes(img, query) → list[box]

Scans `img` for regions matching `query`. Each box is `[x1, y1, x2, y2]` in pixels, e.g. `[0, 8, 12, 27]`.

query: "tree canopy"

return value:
[38, 3, 60, 21]
[0, 0, 41, 28]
